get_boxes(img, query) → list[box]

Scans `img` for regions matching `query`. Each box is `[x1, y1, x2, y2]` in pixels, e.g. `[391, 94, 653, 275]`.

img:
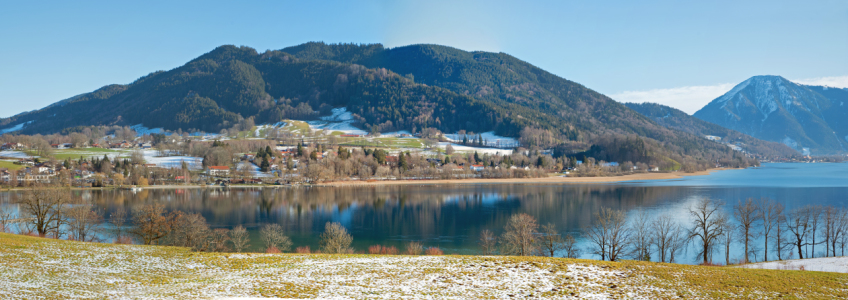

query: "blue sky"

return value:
[1, 0, 846, 117]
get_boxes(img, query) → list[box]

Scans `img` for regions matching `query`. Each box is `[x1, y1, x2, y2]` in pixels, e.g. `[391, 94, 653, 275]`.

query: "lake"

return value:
[2, 162, 847, 264]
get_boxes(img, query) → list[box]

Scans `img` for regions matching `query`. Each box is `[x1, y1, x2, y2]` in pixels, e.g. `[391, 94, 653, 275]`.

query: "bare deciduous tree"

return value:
[170, 213, 210, 250]
[719, 216, 733, 265]
[129, 204, 179, 245]
[628, 210, 652, 261]
[757, 198, 782, 262]
[66, 203, 103, 242]
[651, 214, 687, 263]
[320, 222, 353, 254]
[17, 186, 72, 237]
[479, 229, 497, 255]
[260, 223, 292, 252]
[785, 205, 815, 259]
[499, 213, 539, 256]
[109, 207, 128, 241]
[562, 233, 580, 259]
[807, 205, 823, 258]
[229, 225, 250, 253]
[0, 206, 13, 233]
[688, 198, 727, 264]
[586, 207, 629, 261]
[733, 198, 760, 263]
[209, 228, 231, 252]
[537, 223, 565, 257]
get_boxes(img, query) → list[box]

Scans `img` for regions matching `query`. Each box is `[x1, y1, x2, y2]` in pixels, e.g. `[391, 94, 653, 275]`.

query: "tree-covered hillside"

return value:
[0, 42, 765, 169]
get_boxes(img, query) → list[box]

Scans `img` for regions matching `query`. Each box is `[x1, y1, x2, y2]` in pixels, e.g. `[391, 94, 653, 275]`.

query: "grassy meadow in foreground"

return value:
[0, 233, 846, 299]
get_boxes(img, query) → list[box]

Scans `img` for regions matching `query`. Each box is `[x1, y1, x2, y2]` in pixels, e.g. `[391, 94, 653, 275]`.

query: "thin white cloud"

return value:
[611, 75, 848, 115]
[609, 83, 735, 115]
[790, 75, 848, 88]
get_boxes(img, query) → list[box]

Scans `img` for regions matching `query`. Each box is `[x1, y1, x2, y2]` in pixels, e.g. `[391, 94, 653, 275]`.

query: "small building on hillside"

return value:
[470, 164, 485, 172]
[648, 165, 660, 172]
[207, 166, 230, 177]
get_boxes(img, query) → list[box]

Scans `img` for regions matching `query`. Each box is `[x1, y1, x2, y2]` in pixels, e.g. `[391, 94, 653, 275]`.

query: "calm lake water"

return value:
[2, 163, 847, 263]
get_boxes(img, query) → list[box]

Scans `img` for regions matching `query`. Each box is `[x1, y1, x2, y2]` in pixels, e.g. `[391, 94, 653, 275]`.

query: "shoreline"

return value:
[0, 168, 739, 191]
[318, 168, 738, 187]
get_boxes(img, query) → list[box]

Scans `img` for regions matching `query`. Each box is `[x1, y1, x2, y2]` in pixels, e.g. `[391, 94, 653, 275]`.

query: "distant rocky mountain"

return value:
[626, 102, 799, 158]
[694, 76, 848, 155]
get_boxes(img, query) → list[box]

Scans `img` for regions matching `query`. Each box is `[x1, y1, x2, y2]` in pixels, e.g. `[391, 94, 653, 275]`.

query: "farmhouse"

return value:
[207, 166, 230, 177]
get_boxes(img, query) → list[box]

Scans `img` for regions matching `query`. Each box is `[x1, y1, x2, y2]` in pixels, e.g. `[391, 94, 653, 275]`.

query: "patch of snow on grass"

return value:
[0, 121, 32, 134]
[319, 107, 354, 122]
[380, 130, 412, 137]
[439, 143, 514, 155]
[143, 150, 202, 170]
[741, 257, 848, 273]
[444, 131, 519, 148]
[131, 124, 170, 136]
[0, 151, 36, 159]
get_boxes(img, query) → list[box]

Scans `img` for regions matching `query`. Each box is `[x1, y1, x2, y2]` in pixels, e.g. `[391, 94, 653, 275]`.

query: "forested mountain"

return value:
[0, 42, 762, 169]
[625, 102, 798, 158]
[694, 76, 848, 155]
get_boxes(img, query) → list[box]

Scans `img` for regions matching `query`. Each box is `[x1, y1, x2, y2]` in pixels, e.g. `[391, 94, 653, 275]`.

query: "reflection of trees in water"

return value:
[0, 185, 684, 248]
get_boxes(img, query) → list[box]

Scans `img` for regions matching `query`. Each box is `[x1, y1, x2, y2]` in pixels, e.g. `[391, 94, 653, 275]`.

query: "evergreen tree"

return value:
[398, 153, 408, 170]
[260, 156, 270, 172]
[297, 142, 304, 157]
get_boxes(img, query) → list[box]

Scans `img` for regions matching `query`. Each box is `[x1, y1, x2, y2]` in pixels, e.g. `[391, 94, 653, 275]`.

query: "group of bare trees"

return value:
[478, 213, 579, 258]
[580, 197, 848, 265]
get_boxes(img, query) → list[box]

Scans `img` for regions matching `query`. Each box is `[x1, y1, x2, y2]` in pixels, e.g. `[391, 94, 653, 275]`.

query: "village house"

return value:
[15, 159, 35, 166]
[280, 148, 297, 157]
[470, 164, 485, 172]
[1, 143, 23, 150]
[384, 156, 399, 166]
[207, 166, 230, 177]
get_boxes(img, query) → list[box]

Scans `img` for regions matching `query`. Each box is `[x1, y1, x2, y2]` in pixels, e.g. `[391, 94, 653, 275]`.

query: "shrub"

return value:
[368, 245, 383, 254]
[405, 241, 423, 255]
[425, 247, 444, 255]
[382, 246, 398, 255]
[266, 246, 281, 254]
[319, 222, 354, 254]
[115, 236, 134, 245]
[296, 246, 312, 254]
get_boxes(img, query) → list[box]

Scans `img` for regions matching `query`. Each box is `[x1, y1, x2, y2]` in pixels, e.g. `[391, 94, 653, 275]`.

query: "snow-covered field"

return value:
[444, 131, 519, 148]
[740, 257, 848, 273]
[1, 233, 845, 299]
[236, 162, 273, 178]
[0, 234, 661, 299]
[439, 142, 514, 155]
[306, 108, 368, 135]
[0, 121, 29, 134]
[0, 151, 35, 159]
[142, 150, 202, 170]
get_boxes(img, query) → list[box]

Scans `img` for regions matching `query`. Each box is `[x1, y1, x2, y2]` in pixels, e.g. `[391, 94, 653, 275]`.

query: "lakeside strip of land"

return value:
[320, 168, 738, 187]
[0, 168, 738, 192]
